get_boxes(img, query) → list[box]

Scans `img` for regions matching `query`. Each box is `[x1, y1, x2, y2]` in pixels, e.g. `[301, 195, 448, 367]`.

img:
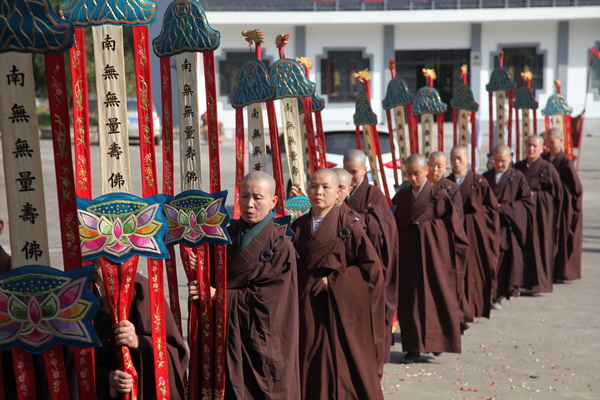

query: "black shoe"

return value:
[403, 352, 421, 363]
[519, 289, 535, 297]
[432, 352, 443, 357]
[553, 278, 565, 284]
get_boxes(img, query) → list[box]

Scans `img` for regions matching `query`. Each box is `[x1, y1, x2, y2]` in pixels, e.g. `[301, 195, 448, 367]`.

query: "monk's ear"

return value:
[0, 219, 3, 236]
[271, 195, 278, 209]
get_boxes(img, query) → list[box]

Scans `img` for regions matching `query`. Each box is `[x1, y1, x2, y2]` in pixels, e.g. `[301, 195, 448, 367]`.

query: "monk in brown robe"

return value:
[427, 151, 465, 221]
[292, 169, 384, 400]
[343, 149, 398, 366]
[190, 171, 300, 400]
[393, 154, 468, 363]
[449, 146, 500, 320]
[483, 145, 535, 309]
[514, 135, 563, 294]
[94, 269, 188, 400]
[542, 128, 583, 281]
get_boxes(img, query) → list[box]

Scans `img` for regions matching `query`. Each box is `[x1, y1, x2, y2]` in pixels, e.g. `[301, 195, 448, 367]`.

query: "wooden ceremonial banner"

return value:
[413, 69, 448, 159]
[153, 2, 228, 399]
[382, 59, 413, 178]
[230, 29, 277, 210]
[486, 51, 516, 154]
[514, 71, 539, 161]
[1, 3, 100, 400]
[542, 80, 574, 159]
[352, 74, 389, 203]
[295, 57, 321, 173]
[450, 65, 479, 171]
[271, 34, 317, 197]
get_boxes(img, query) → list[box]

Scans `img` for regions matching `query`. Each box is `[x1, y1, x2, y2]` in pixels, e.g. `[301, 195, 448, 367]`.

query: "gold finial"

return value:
[422, 68, 437, 81]
[275, 34, 289, 48]
[554, 79, 562, 88]
[353, 68, 371, 82]
[295, 57, 313, 69]
[242, 29, 265, 44]
[520, 70, 533, 81]
[460, 64, 468, 76]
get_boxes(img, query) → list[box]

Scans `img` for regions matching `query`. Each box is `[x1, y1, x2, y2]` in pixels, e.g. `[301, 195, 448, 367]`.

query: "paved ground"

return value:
[0, 119, 598, 399]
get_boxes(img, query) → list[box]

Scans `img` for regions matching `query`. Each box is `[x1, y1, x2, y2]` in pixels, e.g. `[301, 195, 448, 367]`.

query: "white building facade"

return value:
[148, 1, 600, 133]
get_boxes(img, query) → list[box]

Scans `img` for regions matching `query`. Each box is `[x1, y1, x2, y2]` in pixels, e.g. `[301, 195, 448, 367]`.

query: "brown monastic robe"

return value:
[345, 178, 398, 365]
[483, 167, 535, 299]
[94, 274, 188, 400]
[392, 181, 468, 354]
[292, 206, 385, 400]
[224, 218, 300, 400]
[435, 176, 465, 221]
[542, 151, 583, 281]
[448, 171, 500, 319]
[514, 157, 563, 293]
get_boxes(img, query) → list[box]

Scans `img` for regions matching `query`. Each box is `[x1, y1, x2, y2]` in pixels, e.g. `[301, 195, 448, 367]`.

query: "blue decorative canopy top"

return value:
[451, 84, 479, 112]
[413, 86, 448, 115]
[541, 93, 573, 116]
[353, 93, 377, 126]
[230, 59, 276, 108]
[269, 59, 316, 100]
[153, 0, 220, 57]
[59, 0, 157, 27]
[0, 0, 73, 54]
[514, 87, 539, 110]
[382, 77, 413, 110]
[298, 92, 326, 114]
[486, 67, 516, 92]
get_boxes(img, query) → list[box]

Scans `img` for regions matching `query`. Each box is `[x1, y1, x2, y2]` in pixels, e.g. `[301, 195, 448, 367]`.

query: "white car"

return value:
[126, 98, 162, 145]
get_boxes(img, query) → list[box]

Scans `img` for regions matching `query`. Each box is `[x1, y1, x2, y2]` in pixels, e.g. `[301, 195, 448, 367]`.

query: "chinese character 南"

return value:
[7, 65, 25, 86]
[181, 59, 192, 72]
[101, 34, 116, 51]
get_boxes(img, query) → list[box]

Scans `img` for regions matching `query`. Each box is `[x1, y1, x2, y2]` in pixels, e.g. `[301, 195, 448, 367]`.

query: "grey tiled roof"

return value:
[201, 0, 600, 12]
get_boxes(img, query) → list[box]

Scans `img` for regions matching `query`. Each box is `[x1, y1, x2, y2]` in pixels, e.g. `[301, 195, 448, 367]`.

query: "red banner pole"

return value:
[515, 109, 521, 161]
[133, 26, 170, 400]
[452, 108, 458, 147]
[437, 113, 445, 152]
[266, 100, 286, 215]
[489, 91, 494, 153]
[234, 108, 245, 219]
[470, 111, 477, 173]
[507, 90, 514, 148]
[355, 125, 362, 149]
[385, 108, 399, 185]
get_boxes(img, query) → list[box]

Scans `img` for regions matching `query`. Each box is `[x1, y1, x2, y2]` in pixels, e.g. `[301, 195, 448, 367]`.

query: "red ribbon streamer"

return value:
[234, 108, 245, 219]
[204, 51, 227, 399]
[564, 115, 573, 159]
[489, 91, 494, 153]
[302, 97, 319, 174]
[452, 108, 458, 147]
[266, 100, 286, 216]
[315, 111, 327, 168]
[12, 349, 36, 400]
[385, 109, 399, 185]
[533, 109, 538, 136]
[369, 125, 391, 204]
[355, 125, 362, 150]
[471, 111, 477, 173]
[133, 26, 170, 400]
[437, 113, 445, 152]
[412, 114, 420, 154]
[544, 116, 550, 135]
[507, 91, 514, 148]
[515, 109, 521, 161]
[406, 105, 416, 154]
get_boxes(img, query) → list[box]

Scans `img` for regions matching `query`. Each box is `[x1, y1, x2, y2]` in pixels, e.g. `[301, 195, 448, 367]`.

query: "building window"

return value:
[494, 46, 545, 91]
[395, 49, 471, 120]
[320, 50, 370, 103]
[218, 51, 271, 97]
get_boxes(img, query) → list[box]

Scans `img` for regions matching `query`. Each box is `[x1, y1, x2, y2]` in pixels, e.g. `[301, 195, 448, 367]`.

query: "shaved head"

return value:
[405, 154, 427, 169]
[343, 149, 367, 166]
[450, 146, 469, 176]
[333, 168, 352, 187]
[242, 171, 276, 196]
[527, 134, 544, 146]
[311, 168, 340, 188]
[428, 151, 448, 165]
[494, 145, 512, 157]
[308, 169, 340, 216]
[546, 127, 563, 139]
[451, 146, 468, 157]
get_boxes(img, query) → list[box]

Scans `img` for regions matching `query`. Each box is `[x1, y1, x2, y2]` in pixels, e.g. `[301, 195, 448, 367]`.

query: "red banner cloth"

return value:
[385, 109, 399, 185]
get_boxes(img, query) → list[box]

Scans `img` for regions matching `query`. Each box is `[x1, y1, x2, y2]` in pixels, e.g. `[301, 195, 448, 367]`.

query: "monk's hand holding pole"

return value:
[114, 320, 139, 350]
[188, 281, 216, 301]
[312, 277, 329, 296]
[109, 370, 134, 396]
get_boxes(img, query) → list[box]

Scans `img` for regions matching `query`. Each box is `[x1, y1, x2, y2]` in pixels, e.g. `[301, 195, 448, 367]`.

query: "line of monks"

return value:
[11, 126, 576, 398]
[187, 125, 582, 399]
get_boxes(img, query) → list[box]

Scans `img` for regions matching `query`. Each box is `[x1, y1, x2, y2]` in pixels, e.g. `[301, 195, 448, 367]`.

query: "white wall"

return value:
[567, 19, 600, 118]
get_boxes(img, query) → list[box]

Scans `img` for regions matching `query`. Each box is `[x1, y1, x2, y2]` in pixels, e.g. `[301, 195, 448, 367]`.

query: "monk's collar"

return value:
[238, 211, 274, 250]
